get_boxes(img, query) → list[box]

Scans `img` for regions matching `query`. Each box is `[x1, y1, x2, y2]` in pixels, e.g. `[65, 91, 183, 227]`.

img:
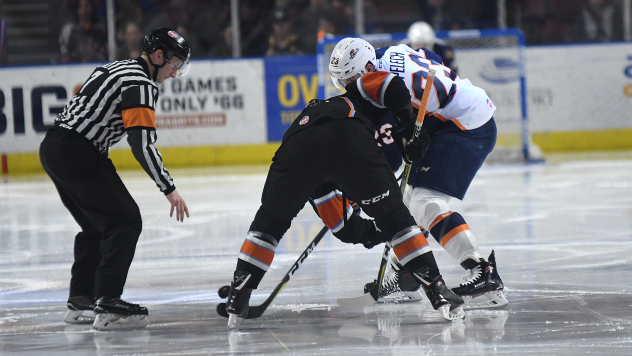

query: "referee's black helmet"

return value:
[142, 27, 191, 76]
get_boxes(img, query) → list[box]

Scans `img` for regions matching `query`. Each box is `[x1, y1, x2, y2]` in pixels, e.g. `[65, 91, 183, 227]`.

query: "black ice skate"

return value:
[64, 296, 96, 324]
[92, 297, 149, 330]
[225, 270, 253, 330]
[412, 267, 465, 321]
[452, 250, 508, 310]
[363, 253, 423, 303]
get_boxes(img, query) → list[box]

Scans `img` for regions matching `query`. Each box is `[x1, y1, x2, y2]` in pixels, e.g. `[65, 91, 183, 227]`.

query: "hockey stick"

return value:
[216, 225, 329, 319]
[336, 69, 437, 309]
[399, 68, 436, 197]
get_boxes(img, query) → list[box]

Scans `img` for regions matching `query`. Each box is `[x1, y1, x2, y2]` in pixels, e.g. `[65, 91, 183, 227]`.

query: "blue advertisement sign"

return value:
[264, 55, 318, 142]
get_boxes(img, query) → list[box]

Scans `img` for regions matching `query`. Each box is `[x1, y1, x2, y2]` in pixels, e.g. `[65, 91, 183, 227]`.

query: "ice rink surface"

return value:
[2, 157, 632, 355]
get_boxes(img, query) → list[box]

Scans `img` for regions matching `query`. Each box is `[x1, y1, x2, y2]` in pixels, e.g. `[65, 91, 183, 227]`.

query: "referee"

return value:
[40, 27, 191, 329]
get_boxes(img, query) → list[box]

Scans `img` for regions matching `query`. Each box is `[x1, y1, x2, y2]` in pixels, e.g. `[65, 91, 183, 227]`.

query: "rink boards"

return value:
[1, 43, 632, 174]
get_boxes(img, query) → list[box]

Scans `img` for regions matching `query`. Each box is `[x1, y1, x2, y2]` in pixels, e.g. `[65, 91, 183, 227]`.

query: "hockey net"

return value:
[317, 29, 543, 164]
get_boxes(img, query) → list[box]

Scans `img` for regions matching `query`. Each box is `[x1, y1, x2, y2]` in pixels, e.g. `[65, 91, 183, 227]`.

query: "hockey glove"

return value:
[392, 105, 415, 146]
[392, 104, 430, 162]
[402, 128, 431, 163]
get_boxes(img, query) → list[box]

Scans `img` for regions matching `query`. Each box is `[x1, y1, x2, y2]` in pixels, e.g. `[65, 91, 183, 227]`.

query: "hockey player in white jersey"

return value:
[329, 38, 507, 309]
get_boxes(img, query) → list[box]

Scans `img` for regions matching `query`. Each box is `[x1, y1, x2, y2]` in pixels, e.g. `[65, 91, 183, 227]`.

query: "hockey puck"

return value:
[218, 285, 230, 299]
[216, 303, 229, 318]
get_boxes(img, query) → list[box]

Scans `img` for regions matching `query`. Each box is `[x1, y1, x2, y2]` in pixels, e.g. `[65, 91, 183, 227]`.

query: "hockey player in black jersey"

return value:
[223, 38, 464, 329]
[39, 27, 191, 330]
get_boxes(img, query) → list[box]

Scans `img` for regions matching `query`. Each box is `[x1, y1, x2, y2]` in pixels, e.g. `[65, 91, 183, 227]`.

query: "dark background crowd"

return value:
[0, 0, 629, 66]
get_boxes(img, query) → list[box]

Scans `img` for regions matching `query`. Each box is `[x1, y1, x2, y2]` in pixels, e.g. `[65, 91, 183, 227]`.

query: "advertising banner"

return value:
[264, 55, 318, 142]
[0, 58, 267, 153]
[525, 43, 632, 132]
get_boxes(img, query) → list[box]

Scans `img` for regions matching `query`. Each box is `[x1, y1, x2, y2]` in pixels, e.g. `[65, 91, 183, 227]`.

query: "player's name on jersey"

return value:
[155, 113, 226, 128]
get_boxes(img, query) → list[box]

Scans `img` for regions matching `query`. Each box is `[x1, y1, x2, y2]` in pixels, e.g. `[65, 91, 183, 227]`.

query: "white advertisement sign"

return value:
[0, 58, 266, 153]
[525, 43, 632, 132]
[456, 42, 632, 133]
[154, 58, 266, 146]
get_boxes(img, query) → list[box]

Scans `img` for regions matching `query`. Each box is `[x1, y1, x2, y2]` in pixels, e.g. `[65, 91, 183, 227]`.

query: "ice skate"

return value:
[412, 267, 465, 321]
[64, 296, 96, 324]
[363, 253, 423, 303]
[92, 297, 149, 330]
[225, 270, 253, 330]
[453, 250, 508, 310]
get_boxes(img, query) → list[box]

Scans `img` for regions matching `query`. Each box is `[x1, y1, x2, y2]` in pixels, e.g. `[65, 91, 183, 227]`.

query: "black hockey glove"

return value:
[392, 105, 415, 145]
[393, 122, 431, 163]
[403, 128, 431, 163]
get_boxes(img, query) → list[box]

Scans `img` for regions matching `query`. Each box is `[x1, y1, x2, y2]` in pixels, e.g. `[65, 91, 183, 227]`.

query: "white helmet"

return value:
[407, 21, 436, 49]
[329, 37, 376, 89]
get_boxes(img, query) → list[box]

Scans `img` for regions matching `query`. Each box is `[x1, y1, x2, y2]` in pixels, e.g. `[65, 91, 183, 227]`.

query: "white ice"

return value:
[1, 159, 632, 355]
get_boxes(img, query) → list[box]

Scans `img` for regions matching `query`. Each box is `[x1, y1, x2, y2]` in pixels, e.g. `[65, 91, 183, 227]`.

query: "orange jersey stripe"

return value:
[393, 233, 429, 260]
[452, 119, 467, 130]
[430, 211, 453, 230]
[122, 107, 155, 129]
[432, 112, 449, 122]
[360, 71, 391, 105]
[317, 196, 347, 230]
[341, 97, 355, 117]
[439, 224, 469, 248]
[240, 240, 275, 266]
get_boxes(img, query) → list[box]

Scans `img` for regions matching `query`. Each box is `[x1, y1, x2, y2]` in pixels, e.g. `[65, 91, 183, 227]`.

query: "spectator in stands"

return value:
[506, 0, 548, 44]
[209, 26, 234, 58]
[534, 0, 581, 44]
[191, 0, 231, 56]
[60, 0, 108, 63]
[294, 0, 339, 53]
[579, 0, 623, 42]
[240, 0, 275, 56]
[176, 23, 203, 58]
[116, 21, 143, 60]
[266, 8, 300, 56]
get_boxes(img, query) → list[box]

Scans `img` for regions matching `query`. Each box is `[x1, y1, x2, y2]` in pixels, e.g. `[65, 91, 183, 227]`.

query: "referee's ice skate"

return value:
[452, 250, 508, 309]
[64, 296, 96, 324]
[92, 297, 149, 330]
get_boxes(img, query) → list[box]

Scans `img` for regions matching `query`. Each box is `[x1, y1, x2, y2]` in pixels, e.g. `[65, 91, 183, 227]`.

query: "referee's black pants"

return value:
[242, 118, 417, 287]
[40, 129, 142, 299]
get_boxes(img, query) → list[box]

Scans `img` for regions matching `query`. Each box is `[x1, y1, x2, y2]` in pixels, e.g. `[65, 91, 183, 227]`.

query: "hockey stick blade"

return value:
[216, 226, 328, 320]
[337, 291, 378, 309]
[336, 245, 391, 309]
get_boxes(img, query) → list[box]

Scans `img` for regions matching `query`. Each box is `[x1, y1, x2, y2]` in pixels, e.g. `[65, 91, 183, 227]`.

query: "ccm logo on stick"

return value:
[361, 190, 390, 205]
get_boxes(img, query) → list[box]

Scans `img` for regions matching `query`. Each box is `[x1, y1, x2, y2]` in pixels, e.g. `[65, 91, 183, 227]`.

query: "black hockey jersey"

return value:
[282, 71, 412, 143]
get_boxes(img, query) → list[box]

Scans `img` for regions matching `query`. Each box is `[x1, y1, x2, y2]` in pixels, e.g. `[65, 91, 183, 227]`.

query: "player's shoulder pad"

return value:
[418, 47, 444, 65]
[356, 71, 398, 109]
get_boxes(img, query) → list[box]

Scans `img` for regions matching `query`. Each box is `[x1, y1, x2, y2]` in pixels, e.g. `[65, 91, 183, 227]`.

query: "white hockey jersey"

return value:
[375, 44, 495, 130]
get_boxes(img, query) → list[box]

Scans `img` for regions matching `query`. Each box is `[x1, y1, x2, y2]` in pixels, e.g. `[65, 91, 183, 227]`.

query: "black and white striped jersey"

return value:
[54, 57, 175, 195]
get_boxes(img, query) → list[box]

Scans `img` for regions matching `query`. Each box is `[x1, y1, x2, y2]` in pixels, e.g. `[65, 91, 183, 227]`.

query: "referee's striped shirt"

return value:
[54, 57, 175, 194]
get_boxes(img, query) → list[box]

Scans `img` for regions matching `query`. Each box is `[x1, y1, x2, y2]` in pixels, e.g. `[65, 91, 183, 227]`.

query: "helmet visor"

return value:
[176, 52, 191, 77]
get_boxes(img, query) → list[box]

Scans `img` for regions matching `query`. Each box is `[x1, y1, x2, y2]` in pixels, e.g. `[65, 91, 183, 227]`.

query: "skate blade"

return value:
[462, 290, 508, 310]
[64, 309, 95, 324]
[378, 290, 423, 303]
[439, 304, 465, 321]
[93, 313, 149, 330]
[227, 314, 244, 330]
